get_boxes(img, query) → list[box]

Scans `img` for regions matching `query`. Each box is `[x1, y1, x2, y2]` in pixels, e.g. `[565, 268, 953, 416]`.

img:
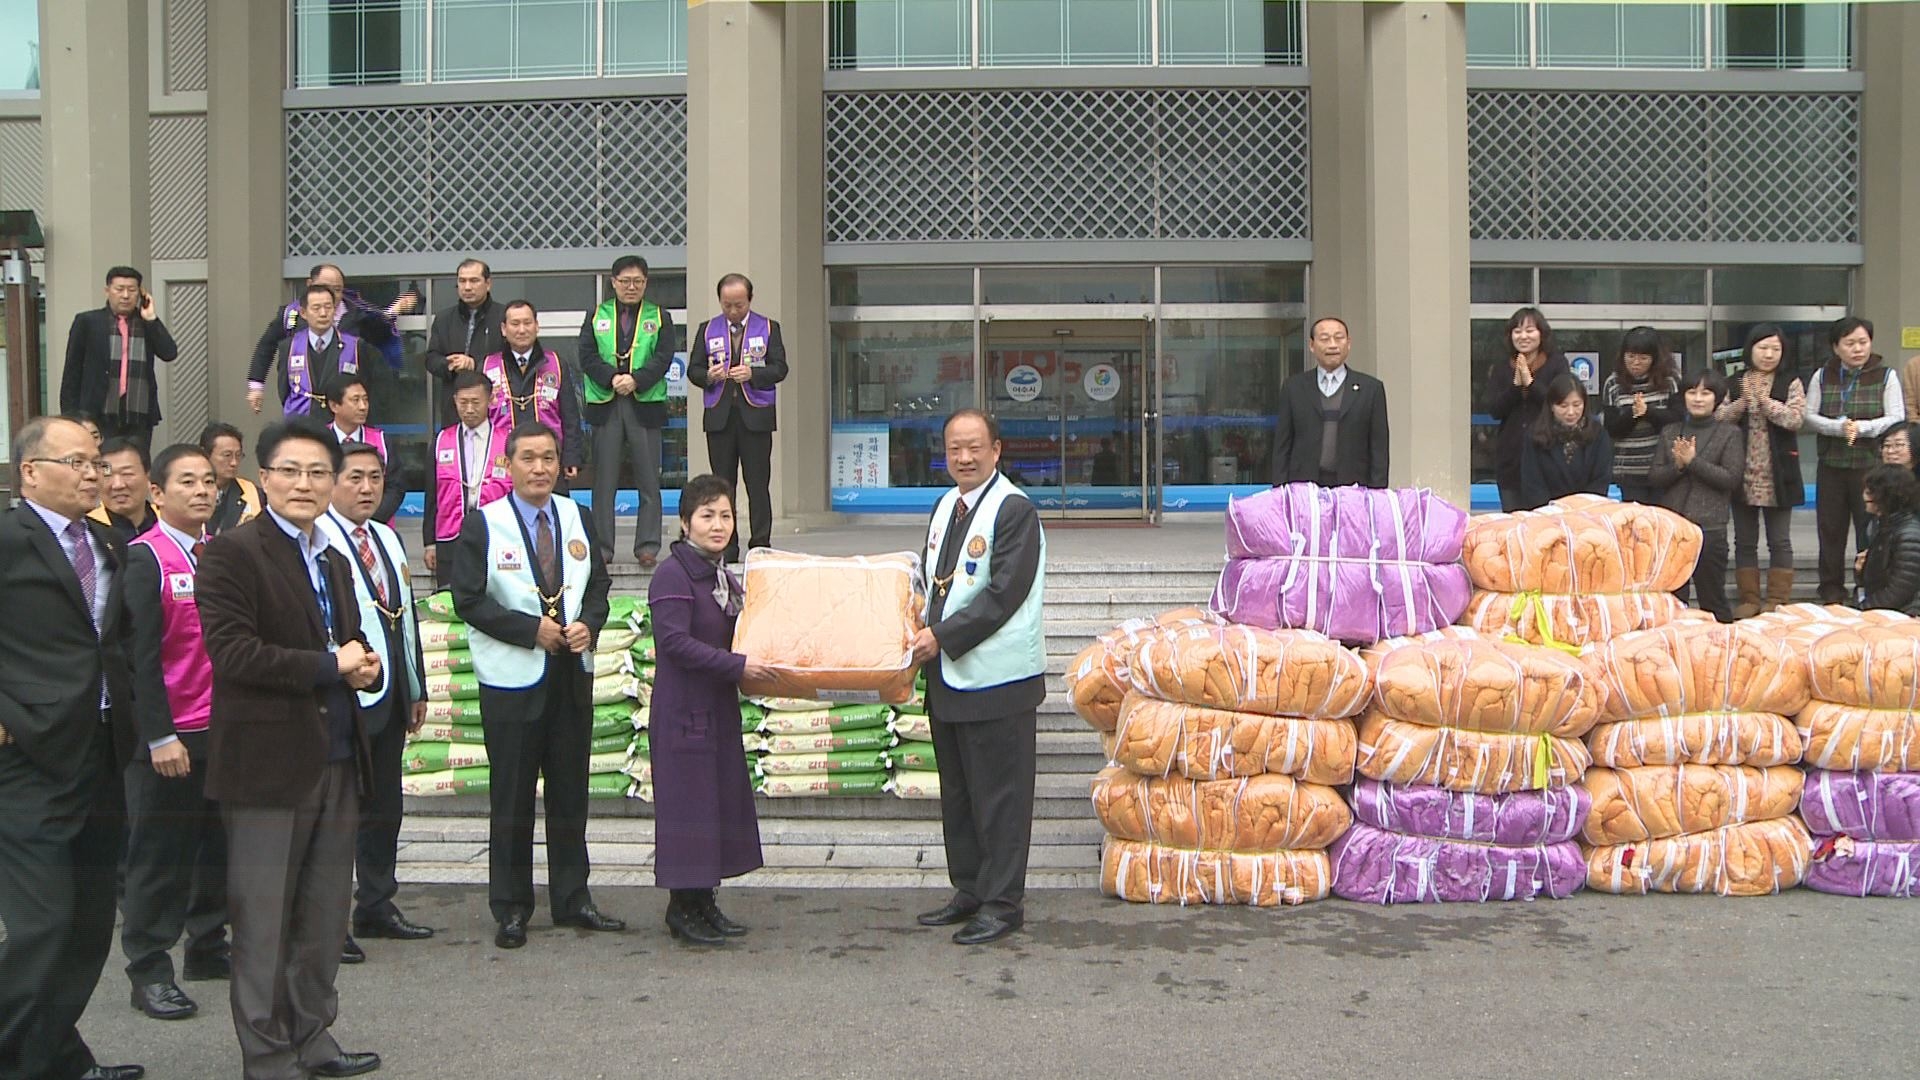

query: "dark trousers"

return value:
[1732, 502, 1795, 570]
[1498, 485, 1525, 513]
[1816, 464, 1872, 602]
[707, 420, 773, 558]
[0, 729, 123, 1080]
[591, 400, 664, 560]
[224, 760, 358, 1080]
[353, 715, 407, 924]
[121, 752, 229, 986]
[1675, 526, 1732, 623]
[928, 709, 1037, 919]
[481, 666, 592, 925]
[97, 414, 154, 457]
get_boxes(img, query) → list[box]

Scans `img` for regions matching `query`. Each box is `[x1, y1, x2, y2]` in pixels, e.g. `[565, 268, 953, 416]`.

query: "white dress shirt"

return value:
[1317, 364, 1349, 398]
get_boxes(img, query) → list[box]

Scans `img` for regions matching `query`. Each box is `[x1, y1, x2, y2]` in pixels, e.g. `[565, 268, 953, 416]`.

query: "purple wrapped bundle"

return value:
[1330, 821, 1586, 904]
[1350, 779, 1590, 846]
[1804, 837, 1920, 897]
[1801, 770, 1920, 841]
[1212, 484, 1472, 644]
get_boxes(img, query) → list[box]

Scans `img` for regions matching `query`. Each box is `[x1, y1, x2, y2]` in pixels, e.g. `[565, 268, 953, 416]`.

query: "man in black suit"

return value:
[423, 258, 506, 428]
[0, 415, 145, 1080]
[1269, 316, 1391, 489]
[59, 265, 180, 455]
[248, 264, 415, 413]
[247, 283, 388, 422]
[686, 273, 789, 560]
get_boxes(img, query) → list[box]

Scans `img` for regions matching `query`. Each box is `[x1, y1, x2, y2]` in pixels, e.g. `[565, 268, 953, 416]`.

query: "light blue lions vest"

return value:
[924, 472, 1047, 690]
[468, 495, 595, 689]
[318, 510, 423, 710]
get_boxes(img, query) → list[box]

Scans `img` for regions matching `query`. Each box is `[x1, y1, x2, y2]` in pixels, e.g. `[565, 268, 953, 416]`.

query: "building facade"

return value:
[3, 0, 1918, 519]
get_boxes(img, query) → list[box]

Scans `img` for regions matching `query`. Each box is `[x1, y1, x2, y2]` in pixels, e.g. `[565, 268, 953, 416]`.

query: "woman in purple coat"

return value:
[647, 474, 776, 945]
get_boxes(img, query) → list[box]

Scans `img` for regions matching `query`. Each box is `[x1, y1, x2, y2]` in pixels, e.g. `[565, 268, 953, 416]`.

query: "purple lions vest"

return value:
[432, 423, 513, 543]
[286, 331, 361, 417]
[483, 350, 566, 454]
[129, 527, 213, 735]
[701, 313, 776, 410]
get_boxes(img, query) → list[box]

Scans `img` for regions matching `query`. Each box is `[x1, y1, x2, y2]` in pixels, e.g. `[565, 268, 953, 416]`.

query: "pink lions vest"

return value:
[129, 527, 213, 734]
[432, 423, 513, 543]
[483, 350, 566, 454]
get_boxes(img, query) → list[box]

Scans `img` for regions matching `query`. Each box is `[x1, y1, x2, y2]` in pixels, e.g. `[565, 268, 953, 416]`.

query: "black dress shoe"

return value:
[181, 953, 230, 981]
[695, 891, 748, 937]
[555, 905, 625, 932]
[353, 911, 435, 940]
[312, 1051, 382, 1077]
[130, 981, 197, 1020]
[665, 902, 725, 946]
[495, 913, 527, 949]
[340, 935, 366, 964]
[953, 912, 1023, 946]
[80, 1066, 146, 1080]
[916, 898, 981, 927]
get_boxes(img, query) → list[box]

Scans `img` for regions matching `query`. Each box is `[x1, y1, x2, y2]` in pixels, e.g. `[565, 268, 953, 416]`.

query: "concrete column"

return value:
[38, 0, 152, 392]
[1859, 1, 1920, 356]
[1364, 2, 1471, 505]
[205, 0, 287, 436]
[1307, 1, 1372, 351]
[778, 2, 829, 528]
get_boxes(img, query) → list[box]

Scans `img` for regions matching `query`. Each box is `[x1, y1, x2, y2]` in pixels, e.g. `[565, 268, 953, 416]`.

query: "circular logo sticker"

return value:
[1004, 364, 1043, 403]
[966, 535, 987, 558]
[1083, 363, 1121, 402]
[567, 539, 588, 560]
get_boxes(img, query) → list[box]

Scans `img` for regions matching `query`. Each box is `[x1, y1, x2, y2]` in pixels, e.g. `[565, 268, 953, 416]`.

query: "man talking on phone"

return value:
[60, 266, 180, 456]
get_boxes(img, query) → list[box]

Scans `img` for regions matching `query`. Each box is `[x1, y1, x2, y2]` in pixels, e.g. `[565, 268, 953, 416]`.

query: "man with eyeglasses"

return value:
[579, 255, 676, 569]
[200, 423, 262, 537]
[247, 283, 373, 419]
[0, 416, 145, 1080]
[195, 418, 385, 1080]
[88, 437, 160, 543]
[425, 258, 507, 429]
[250, 264, 416, 405]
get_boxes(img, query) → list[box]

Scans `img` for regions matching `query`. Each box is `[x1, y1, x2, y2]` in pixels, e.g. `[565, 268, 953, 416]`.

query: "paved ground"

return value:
[79, 884, 1918, 1079]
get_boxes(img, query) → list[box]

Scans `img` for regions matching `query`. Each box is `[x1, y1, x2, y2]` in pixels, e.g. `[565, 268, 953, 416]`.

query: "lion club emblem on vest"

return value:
[568, 539, 588, 561]
[966, 535, 987, 558]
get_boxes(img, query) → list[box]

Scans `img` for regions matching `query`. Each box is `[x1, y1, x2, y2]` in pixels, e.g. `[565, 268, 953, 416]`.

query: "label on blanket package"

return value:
[814, 689, 882, 704]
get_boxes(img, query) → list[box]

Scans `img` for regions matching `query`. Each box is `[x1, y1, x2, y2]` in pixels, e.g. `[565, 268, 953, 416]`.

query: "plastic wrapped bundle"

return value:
[1461, 495, 1702, 595]
[1329, 822, 1585, 904]
[1794, 702, 1920, 772]
[1581, 765, 1803, 844]
[732, 549, 924, 705]
[1589, 621, 1812, 721]
[1064, 609, 1221, 732]
[1367, 631, 1602, 738]
[1109, 692, 1356, 785]
[1806, 622, 1920, 709]
[1209, 484, 1472, 644]
[1099, 837, 1331, 906]
[1804, 837, 1920, 897]
[1460, 590, 1690, 651]
[1089, 768, 1351, 852]
[1355, 710, 1591, 793]
[1801, 770, 1920, 840]
[1583, 816, 1811, 896]
[1586, 711, 1804, 768]
[1348, 779, 1589, 846]
[1126, 623, 1371, 719]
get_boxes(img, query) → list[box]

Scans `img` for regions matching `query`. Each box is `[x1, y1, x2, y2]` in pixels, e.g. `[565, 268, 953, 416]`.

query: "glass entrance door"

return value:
[1552, 320, 1711, 396]
[983, 320, 1153, 519]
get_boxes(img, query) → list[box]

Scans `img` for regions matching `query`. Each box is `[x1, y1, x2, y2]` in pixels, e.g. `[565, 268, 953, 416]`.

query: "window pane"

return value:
[1715, 2, 1852, 70]
[1712, 266, 1851, 308]
[1538, 267, 1705, 305]
[1539, 3, 1704, 69]
[982, 0, 1149, 67]
[606, 0, 688, 75]
[1159, 319, 1298, 486]
[829, 0, 970, 69]
[436, 0, 595, 82]
[1470, 266, 1533, 305]
[981, 266, 1152, 304]
[1159, 0, 1298, 65]
[1160, 265, 1304, 303]
[830, 321, 975, 488]
[293, 0, 427, 88]
[829, 267, 974, 306]
[0, 0, 39, 91]
[1465, 2, 1528, 68]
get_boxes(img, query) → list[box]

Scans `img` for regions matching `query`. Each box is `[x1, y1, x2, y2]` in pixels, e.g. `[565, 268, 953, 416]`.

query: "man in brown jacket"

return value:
[196, 417, 385, 1080]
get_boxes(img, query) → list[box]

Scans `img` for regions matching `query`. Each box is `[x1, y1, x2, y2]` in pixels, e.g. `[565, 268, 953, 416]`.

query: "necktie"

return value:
[65, 522, 98, 631]
[190, 539, 206, 565]
[465, 429, 482, 507]
[117, 315, 131, 397]
[355, 525, 390, 607]
[954, 496, 969, 526]
[535, 511, 558, 589]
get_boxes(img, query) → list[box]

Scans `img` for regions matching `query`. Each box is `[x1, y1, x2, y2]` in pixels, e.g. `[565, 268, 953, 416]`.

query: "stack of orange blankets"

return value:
[731, 550, 924, 705]
[1086, 621, 1370, 906]
[1581, 620, 1814, 896]
[1459, 495, 1704, 651]
[1333, 629, 1599, 903]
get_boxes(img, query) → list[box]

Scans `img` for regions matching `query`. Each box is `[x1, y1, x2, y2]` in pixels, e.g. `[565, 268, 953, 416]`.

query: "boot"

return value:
[1732, 567, 1764, 620]
[695, 890, 748, 937]
[1765, 567, 1797, 613]
[665, 890, 724, 946]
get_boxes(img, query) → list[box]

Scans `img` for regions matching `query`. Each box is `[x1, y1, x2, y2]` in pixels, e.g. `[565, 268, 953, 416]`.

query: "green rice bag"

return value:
[605, 596, 643, 628]
[420, 647, 473, 675]
[599, 627, 638, 654]
[761, 729, 894, 755]
[411, 722, 486, 745]
[591, 672, 636, 705]
[587, 750, 628, 775]
[632, 662, 656, 686]
[416, 590, 460, 622]
[757, 749, 891, 776]
[590, 733, 630, 756]
[400, 766, 491, 796]
[587, 772, 629, 799]
[751, 695, 823, 712]
[888, 744, 938, 771]
[758, 771, 889, 797]
[425, 672, 480, 702]
[738, 702, 767, 728]
[759, 704, 892, 736]
[629, 732, 650, 757]
[591, 704, 636, 738]
[419, 621, 470, 649]
[591, 651, 630, 679]
[402, 742, 488, 775]
[632, 704, 651, 729]
[889, 713, 933, 742]
[888, 770, 941, 800]
[422, 698, 485, 725]
[629, 636, 657, 664]
[623, 755, 652, 783]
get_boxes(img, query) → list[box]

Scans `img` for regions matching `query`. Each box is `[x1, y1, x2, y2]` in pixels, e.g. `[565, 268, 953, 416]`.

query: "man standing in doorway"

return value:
[1803, 316, 1905, 603]
[687, 274, 788, 561]
[425, 259, 506, 428]
[60, 266, 180, 455]
[1269, 316, 1390, 489]
[579, 255, 676, 569]
[908, 410, 1047, 947]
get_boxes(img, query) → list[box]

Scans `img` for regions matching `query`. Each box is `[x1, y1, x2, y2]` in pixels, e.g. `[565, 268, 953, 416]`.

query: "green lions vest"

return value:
[923, 474, 1048, 690]
[585, 299, 665, 404]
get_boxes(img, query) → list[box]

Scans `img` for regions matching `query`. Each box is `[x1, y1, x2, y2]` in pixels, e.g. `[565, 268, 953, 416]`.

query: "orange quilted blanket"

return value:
[1090, 767, 1351, 852]
[1462, 495, 1702, 594]
[1064, 608, 1220, 732]
[1583, 817, 1811, 896]
[1100, 837, 1331, 906]
[731, 550, 923, 705]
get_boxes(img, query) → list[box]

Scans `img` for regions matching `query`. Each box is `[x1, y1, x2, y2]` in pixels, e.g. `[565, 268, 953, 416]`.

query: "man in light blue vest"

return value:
[909, 409, 1047, 945]
[448, 421, 622, 950]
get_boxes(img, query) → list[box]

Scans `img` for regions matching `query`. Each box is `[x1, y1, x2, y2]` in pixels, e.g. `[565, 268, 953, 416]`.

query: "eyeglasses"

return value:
[29, 456, 103, 474]
[612, 276, 648, 287]
[263, 465, 336, 484]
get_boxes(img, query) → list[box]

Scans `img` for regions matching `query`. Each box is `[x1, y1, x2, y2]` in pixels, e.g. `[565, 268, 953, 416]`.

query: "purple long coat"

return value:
[647, 541, 763, 888]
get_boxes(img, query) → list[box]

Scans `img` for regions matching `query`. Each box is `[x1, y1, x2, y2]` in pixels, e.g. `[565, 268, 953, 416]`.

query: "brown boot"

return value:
[1733, 567, 1763, 620]
[1765, 567, 1797, 613]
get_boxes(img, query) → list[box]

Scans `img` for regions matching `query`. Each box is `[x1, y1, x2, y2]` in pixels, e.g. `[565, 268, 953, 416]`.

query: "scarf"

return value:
[105, 313, 152, 422]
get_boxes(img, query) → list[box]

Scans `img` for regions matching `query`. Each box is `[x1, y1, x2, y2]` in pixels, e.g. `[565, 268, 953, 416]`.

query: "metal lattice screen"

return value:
[286, 97, 688, 257]
[1469, 90, 1860, 244]
[825, 88, 1310, 244]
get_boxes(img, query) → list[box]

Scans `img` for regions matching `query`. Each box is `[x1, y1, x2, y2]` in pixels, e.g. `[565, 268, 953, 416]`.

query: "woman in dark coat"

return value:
[647, 473, 775, 945]
[1486, 306, 1573, 511]
[1857, 464, 1920, 616]
[1518, 373, 1614, 511]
